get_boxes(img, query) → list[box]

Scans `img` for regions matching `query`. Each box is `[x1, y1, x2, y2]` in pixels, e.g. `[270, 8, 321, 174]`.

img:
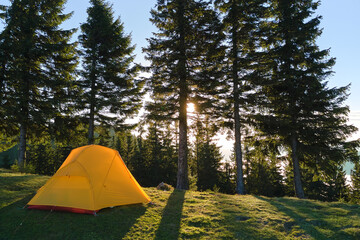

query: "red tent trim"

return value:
[28, 205, 98, 215]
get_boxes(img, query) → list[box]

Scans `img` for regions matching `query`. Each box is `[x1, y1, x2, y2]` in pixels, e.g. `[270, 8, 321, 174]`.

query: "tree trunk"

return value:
[231, 2, 245, 195]
[176, 0, 188, 190]
[291, 134, 305, 198]
[88, 64, 96, 145]
[18, 123, 26, 168]
[88, 105, 95, 144]
[234, 102, 245, 194]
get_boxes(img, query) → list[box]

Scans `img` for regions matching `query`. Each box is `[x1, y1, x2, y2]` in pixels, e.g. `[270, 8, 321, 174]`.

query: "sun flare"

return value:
[187, 102, 196, 114]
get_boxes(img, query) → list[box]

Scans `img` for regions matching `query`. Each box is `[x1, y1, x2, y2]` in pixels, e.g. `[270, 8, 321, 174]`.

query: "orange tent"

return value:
[27, 145, 150, 214]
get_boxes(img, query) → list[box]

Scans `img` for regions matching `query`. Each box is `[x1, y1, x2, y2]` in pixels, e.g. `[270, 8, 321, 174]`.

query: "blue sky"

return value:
[1, 0, 359, 138]
[316, 0, 360, 141]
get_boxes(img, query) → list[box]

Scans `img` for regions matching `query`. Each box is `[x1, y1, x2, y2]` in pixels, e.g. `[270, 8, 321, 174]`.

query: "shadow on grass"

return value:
[212, 194, 280, 239]
[0, 195, 147, 240]
[254, 196, 358, 240]
[155, 189, 185, 240]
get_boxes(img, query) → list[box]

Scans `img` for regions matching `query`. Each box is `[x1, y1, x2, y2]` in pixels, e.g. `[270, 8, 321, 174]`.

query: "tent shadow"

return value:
[154, 189, 185, 240]
[0, 195, 148, 240]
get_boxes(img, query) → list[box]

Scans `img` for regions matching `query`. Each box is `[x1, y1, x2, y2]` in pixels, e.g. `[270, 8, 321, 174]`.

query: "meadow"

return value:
[1, 168, 360, 240]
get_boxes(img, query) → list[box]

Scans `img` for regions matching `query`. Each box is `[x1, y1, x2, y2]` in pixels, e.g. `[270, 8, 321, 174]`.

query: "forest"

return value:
[0, 0, 360, 203]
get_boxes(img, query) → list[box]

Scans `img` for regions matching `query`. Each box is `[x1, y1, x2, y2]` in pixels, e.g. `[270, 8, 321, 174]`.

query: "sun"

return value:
[187, 102, 196, 114]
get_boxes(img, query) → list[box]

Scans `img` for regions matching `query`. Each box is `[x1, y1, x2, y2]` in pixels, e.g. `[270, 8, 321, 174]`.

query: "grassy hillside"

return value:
[1, 168, 360, 240]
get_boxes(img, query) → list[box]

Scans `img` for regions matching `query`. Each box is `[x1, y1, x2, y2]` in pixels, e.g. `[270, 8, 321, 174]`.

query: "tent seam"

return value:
[58, 145, 92, 171]
[74, 160, 96, 210]
[96, 150, 117, 206]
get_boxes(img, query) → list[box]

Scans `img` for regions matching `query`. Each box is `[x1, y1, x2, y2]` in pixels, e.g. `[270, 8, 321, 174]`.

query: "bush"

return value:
[10, 161, 35, 174]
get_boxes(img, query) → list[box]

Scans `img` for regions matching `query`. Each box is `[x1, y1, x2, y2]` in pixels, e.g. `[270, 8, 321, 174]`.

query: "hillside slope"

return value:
[0, 168, 359, 240]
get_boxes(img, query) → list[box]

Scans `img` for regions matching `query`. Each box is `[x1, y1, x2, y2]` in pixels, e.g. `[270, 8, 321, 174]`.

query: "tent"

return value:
[27, 145, 151, 214]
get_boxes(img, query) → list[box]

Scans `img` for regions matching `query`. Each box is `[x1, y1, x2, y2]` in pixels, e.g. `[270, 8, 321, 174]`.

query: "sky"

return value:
[1, 0, 359, 161]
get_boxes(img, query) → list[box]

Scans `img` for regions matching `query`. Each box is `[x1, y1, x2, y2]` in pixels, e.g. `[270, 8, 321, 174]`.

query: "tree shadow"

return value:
[254, 196, 357, 240]
[211, 194, 281, 239]
[155, 189, 185, 240]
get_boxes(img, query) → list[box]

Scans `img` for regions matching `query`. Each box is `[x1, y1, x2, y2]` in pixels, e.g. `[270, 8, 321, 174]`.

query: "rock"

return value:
[157, 182, 173, 191]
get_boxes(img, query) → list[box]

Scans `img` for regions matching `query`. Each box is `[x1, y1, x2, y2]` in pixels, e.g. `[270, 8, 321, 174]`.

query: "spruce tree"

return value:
[145, 0, 224, 189]
[214, 0, 268, 194]
[0, 0, 77, 167]
[244, 135, 285, 197]
[351, 162, 360, 203]
[256, 0, 359, 198]
[193, 114, 223, 191]
[0, 4, 6, 110]
[78, 0, 143, 144]
[140, 120, 177, 187]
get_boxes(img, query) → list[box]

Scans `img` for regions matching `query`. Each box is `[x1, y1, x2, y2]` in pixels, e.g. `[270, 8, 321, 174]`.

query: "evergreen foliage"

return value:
[243, 136, 285, 197]
[192, 115, 223, 191]
[78, 0, 143, 144]
[350, 162, 360, 203]
[0, 0, 358, 203]
[142, 121, 178, 187]
[254, 0, 359, 198]
[215, 0, 269, 195]
[0, 0, 77, 167]
[144, 0, 224, 189]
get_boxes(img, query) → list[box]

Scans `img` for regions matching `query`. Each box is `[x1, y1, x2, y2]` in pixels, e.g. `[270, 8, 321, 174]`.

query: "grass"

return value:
[1, 168, 360, 240]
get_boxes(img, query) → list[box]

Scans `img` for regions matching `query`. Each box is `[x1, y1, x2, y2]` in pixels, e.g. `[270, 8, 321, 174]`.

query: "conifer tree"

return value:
[351, 162, 360, 203]
[145, 0, 224, 189]
[244, 136, 285, 197]
[325, 164, 349, 201]
[256, 0, 359, 198]
[78, 0, 143, 144]
[214, 0, 268, 194]
[140, 120, 177, 186]
[193, 114, 223, 191]
[0, 5, 7, 119]
[0, 0, 77, 167]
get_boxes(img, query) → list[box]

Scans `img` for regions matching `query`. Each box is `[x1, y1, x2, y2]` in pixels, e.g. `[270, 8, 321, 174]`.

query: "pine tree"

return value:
[140, 120, 177, 187]
[0, 4, 7, 126]
[351, 162, 360, 203]
[218, 159, 236, 194]
[214, 0, 269, 194]
[192, 114, 223, 191]
[325, 164, 349, 201]
[244, 135, 285, 197]
[78, 0, 143, 144]
[255, 0, 359, 198]
[0, 0, 77, 167]
[144, 0, 224, 189]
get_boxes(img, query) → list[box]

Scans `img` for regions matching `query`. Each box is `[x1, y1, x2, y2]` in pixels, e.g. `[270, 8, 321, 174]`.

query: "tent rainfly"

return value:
[27, 145, 151, 214]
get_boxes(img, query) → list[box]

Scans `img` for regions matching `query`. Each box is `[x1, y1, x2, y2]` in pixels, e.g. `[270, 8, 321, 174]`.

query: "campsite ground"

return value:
[1, 168, 360, 240]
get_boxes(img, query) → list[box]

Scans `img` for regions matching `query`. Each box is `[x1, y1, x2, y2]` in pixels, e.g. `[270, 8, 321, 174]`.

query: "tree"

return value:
[145, 0, 224, 189]
[256, 0, 359, 198]
[78, 0, 143, 144]
[0, 0, 77, 167]
[192, 114, 223, 191]
[133, 120, 177, 187]
[214, 0, 268, 194]
[351, 162, 360, 203]
[243, 135, 285, 197]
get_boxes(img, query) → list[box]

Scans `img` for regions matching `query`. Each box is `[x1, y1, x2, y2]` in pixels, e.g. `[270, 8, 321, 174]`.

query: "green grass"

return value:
[1, 168, 360, 240]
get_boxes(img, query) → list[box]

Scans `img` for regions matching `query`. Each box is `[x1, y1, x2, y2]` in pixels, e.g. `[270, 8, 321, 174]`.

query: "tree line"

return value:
[0, 0, 359, 202]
